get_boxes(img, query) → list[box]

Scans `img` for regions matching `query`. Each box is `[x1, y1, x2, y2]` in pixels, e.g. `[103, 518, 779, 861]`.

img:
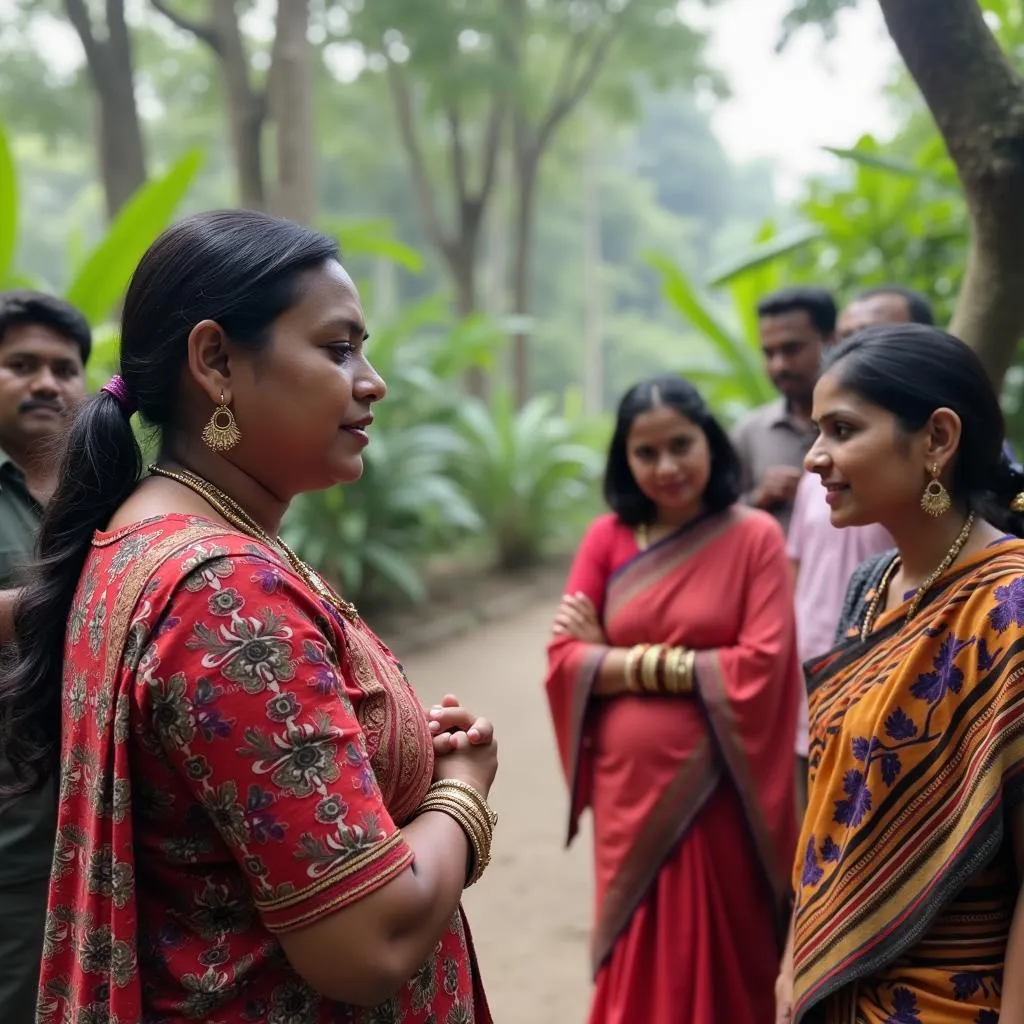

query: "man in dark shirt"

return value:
[0, 291, 90, 1024]
[731, 286, 837, 532]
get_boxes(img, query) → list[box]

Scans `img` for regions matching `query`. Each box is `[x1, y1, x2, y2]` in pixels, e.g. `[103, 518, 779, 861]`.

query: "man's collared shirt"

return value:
[0, 451, 52, 890]
[731, 397, 818, 534]
[0, 451, 42, 590]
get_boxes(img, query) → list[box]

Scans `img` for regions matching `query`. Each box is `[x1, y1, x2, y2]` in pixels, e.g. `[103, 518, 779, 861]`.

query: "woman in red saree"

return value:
[545, 376, 801, 1024]
[0, 211, 498, 1023]
[775, 324, 1024, 1023]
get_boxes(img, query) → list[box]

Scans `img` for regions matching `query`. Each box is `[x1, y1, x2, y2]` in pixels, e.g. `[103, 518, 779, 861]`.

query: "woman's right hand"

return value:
[774, 962, 794, 1024]
[432, 729, 498, 799]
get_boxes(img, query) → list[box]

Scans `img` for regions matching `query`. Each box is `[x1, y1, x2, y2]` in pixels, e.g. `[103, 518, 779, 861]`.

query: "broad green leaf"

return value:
[0, 123, 16, 284]
[707, 225, 822, 288]
[824, 146, 923, 178]
[66, 149, 203, 325]
[328, 218, 425, 273]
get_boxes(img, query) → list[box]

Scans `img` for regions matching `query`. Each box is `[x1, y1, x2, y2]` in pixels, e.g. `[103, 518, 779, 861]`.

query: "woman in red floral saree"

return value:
[0, 211, 498, 1023]
[545, 376, 801, 1024]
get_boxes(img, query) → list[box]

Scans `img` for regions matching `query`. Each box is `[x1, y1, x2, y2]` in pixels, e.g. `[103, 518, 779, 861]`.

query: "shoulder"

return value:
[732, 399, 783, 435]
[727, 504, 786, 547]
[578, 512, 627, 548]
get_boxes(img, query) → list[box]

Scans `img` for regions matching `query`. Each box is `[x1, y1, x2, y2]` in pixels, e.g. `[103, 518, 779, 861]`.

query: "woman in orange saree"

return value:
[546, 376, 801, 1024]
[778, 324, 1024, 1024]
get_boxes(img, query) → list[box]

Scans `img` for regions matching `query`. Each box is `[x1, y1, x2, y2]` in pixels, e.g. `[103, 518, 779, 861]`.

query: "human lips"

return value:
[341, 414, 373, 447]
[822, 480, 850, 506]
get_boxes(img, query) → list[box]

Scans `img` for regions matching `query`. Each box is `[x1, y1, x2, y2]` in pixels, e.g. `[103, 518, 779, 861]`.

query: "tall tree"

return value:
[151, 0, 269, 208]
[152, 0, 317, 220]
[783, 0, 1024, 389]
[267, 0, 315, 224]
[63, 0, 148, 218]
[341, 0, 716, 404]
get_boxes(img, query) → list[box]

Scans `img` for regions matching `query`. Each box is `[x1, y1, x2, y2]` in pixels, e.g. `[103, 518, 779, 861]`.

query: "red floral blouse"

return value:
[38, 516, 489, 1024]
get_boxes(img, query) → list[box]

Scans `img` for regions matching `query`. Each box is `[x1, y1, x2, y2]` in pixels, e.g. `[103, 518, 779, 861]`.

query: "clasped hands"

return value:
[427, 694, 493, 756]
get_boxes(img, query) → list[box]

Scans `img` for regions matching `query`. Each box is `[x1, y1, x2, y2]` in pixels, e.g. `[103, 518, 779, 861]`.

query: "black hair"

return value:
[824, 323, 1024, 536]
[855, 284, 935, 326]
[603, 375, 741, 526]
[756, 286, 837, 336]
[0, 210, 339, 798]
[0, 290, 92, 364]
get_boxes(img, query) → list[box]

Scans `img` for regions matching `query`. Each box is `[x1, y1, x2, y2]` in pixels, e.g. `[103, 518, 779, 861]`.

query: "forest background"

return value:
[2, 0, 1022, 608]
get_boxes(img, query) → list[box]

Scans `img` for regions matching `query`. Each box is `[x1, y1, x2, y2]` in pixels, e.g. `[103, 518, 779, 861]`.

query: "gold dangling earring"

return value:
[201, 391, 242, 453]
[921, 462, 951, 517]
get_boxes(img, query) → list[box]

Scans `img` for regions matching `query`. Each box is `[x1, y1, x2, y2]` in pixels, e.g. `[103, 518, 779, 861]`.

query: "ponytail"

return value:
[0, 392, 141, 797]
[0, 209, 338, 800]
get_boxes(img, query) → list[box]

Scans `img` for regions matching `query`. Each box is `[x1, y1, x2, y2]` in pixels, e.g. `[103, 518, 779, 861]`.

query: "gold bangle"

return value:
[421, 795, 490, 882]
[665, 646, 692, 694]
[640, 644, 664, 692]
[624, 644, 648, 693]
[427, 779, 497, 822]
[662, 646, 681, 693]
[679, 649, 696, 694]
[416, 781, 497, 887]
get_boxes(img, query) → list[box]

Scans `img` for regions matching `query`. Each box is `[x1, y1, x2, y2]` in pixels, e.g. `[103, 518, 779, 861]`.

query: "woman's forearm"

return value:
[590, 645, 695, 698]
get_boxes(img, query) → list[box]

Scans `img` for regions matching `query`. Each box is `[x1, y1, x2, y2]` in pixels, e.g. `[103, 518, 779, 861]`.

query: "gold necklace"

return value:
[859, 512, 975, 641]
[148, 465, 359, 623]
[636, 523, 650, 550]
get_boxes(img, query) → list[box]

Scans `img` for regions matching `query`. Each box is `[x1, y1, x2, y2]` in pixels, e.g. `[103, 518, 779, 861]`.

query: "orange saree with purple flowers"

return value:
[794, 540, 1024, 1023]
[545, 507, 800, 1024]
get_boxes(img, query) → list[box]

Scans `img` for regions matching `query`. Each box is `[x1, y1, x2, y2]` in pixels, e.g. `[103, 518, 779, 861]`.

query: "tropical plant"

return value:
[283, 423, 480, 607]
[453, 390, 603, 571]
[647, 251, 776, 424]
[283, 292, 505, 606]
[1, 122, 202, 317]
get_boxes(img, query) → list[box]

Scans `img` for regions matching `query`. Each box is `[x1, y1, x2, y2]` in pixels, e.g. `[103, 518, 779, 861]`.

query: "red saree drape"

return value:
[544, 507, 800, 1024]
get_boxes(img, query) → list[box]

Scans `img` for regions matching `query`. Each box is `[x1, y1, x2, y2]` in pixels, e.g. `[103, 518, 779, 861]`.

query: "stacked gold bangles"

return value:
[414, 779, 498, 887]
[624, 643, 696, 695]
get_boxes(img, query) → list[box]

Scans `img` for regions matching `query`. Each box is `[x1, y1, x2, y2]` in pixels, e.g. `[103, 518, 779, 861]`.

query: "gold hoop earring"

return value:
[921, 463, 951, 517]
[201, 392, 242, 453]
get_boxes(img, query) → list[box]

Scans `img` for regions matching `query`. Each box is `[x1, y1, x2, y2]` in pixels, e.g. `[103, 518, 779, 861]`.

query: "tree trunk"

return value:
[510, 146, 539, 409]
[65, 0, 147, 219]
[451, 240, 489, 399]
[211, 0, 267, 210]
[582, 117, 604, 415]
[268, 0, 315, 224]
[878, 0, 1024, 388]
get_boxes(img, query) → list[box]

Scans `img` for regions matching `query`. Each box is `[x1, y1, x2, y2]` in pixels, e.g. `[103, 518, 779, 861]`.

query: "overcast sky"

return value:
[703, 0, 898, 195]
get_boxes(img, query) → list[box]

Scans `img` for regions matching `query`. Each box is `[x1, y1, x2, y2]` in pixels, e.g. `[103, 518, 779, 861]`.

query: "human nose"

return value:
[804, 437, 830, 474]
[31, 366, 60, 396]
[354, 357, 387, 404]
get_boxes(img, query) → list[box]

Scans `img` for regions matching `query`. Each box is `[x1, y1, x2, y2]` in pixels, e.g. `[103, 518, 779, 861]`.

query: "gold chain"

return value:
[148, 464, 359, 622]
[860, 511, 975, 641]
[636, 523, 649, 551]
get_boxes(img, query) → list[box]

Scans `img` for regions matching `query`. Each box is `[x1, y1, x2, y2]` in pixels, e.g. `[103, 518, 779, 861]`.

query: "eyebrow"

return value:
[319, 316, 369, 341]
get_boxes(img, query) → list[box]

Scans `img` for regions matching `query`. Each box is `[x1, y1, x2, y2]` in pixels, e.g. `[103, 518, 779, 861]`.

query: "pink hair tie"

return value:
[100, 375, 138, 417]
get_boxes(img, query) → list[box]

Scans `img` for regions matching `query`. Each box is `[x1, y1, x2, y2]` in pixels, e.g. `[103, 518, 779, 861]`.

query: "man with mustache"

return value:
[731, 286, 837, 532]
[0, 290, 90, 1024]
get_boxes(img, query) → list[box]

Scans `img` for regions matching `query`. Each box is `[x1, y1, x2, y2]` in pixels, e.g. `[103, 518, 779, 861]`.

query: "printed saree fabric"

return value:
[39, 514, 488, 1024]
[544, 507, 800, 1023]
[794, 541, 1024, 1024]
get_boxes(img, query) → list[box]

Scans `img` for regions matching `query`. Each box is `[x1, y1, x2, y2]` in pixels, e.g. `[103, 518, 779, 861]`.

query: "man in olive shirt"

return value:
[731, 286, 837, 533]
[0, 291, 89, 1024]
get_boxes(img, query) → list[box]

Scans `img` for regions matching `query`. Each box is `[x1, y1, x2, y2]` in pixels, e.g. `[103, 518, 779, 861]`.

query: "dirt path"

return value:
[388, 597, 594, 1024]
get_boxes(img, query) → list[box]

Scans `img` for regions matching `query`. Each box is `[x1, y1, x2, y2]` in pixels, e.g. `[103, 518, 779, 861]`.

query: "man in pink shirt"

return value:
[789, 284, 933, 804]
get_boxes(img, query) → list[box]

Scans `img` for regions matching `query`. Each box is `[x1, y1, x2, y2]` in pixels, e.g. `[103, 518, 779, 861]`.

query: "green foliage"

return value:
[65, 150, 204, 325]
[647, 251, 775, 422]
[452, 391, 603, 570]
[0, 125, 15, 285]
